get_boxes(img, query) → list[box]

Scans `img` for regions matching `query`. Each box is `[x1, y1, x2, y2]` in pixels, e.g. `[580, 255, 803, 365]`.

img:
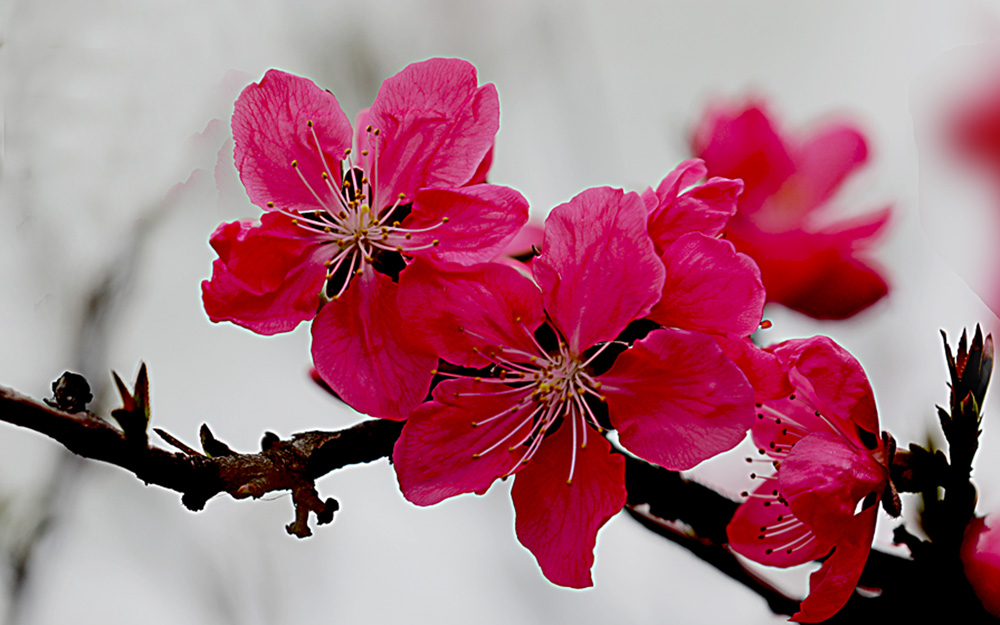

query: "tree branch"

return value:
[0, 384, 401, 537]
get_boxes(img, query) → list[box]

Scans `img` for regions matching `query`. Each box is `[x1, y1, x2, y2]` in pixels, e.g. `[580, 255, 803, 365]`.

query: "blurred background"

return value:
[3, 1, 1000, 623]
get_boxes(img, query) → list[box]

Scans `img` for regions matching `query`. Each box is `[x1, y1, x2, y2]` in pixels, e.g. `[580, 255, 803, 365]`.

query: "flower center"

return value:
[440, 323, 613, 484]
[274, 121, 449, 300]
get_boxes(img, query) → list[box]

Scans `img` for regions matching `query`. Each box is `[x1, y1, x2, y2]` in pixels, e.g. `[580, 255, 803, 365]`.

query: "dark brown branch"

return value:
[0, 384, 401, 537]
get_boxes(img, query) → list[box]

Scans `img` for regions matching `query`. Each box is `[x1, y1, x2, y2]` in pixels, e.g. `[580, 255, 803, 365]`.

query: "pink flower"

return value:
[692, 100, 891, 320]
[727, 336, 892, 622]
[202, 59, 528, 419]
[393, 186, 756, 587]
[962, 513, 1000, 617]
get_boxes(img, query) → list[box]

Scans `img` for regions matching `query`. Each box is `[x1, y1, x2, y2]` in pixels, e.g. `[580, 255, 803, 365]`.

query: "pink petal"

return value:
[715, 336, 793, 401]
[510, 423, 626, 588]
[726, 223, 889, 320]
[232, 70, 352, 212]
[649, 233, 765, 337]
[368, 58, 499, 204]
[396, 259, 545, 368]
[778, 432, 886, 542]
[771, 336, 880, 438]
[646, 160, 742, 249]
[779, 254, 889, 320]
[402, 184, 529, 264]
[794, 124, 868, 209]
[692, 101, 795, 215]
[792, 506, 878, 623]
[394, 378, 533, 505]
[600, 328, 755, 470]
[651, 159, 708, 207]
[534, 187, 665, 354]
[468, 144, 494, 185]
[201, 212, 328, 334]
[727, 484, 833, 567]
[310, 269, 436, 420]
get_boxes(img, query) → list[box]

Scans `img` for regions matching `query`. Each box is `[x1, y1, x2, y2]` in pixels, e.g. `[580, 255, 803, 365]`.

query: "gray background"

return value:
[2, 1, 1000, 623]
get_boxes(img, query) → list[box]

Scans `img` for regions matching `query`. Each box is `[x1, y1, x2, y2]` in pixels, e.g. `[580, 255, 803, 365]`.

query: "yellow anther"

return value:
[362, 150, 369, 156]
[373, 128, 381, 136]
[366, 125, 373, 132]
[395, 246, 403, 252]
[405, 233, 412, 240]
[471, 422, 479, 428]
[593, 381, 602, 390]
[515, 316, 521, 322]
[441, 217, 450, 224]
[361, 177, 369, 185]
[430, 368, 439, 375]
[266, 201, 275, 208]
[392, 221, 401, 227]
[361, 205, 370, 214]
[324, 260, 333, 267]
[291, 160, 298, 168]
[324, 226, 332, 233]
[398, 193, 406, 200]
[472, 453, 481, 459]
[291, 219, 299, 225]
[354, 268, 363, 275]
[431, 239, 440, 247]
[364, 255, 373, 263]
[344, 148, 352, 155]
[322, 172, 329, 179]
[307, 120, 313, 127]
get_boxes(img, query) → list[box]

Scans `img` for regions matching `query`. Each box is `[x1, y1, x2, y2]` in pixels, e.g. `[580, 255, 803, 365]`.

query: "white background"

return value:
[2, 1, 1000, 623]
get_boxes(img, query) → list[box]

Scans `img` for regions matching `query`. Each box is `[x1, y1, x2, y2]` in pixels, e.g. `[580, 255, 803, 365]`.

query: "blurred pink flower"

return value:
[692, 101, 891, 320]
[962, 513, 1000, 617]
[202, 59, 528, 419]
[727, 336, 892, 622]
[394, 185, 756, 587]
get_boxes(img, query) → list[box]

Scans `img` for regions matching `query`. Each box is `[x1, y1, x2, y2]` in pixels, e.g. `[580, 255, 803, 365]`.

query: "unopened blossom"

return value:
[394, 186, 756, 587]
[202, 59, 528, 419]
[692, 100, 891, 320]
[728, 336, 894, 622]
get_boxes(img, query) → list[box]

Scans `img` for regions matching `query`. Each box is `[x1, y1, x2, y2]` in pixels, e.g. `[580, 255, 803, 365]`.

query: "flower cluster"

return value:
[203, 59, 897, 618]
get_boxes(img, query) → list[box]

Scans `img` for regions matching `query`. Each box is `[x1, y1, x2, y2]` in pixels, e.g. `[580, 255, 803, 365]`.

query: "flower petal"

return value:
[510, 423, 626, 588]
[792, 506, 878, 623]
[232, 70, 352, 212]
[728, 484, 833, 567]
[794, 124, 868, 209]
[771, 336, 880, 438]
[394, 378, 533, 505]
[201, 212, 327, 334]
[649, 232, 765, 337]
[715, 336, 793, 401]
[651, 158, 708, 207]
[310, 269, 436, 420]
[601, 328, 755, 470]
[647, 160, 742, 249]
[402, 184, 529, 264]
[779, 432, 886, 541]
[397, 259, 545, 368]
[534, 187, 665, 354]
[369, 58, 499, 204]
[692, 101, 795, 215]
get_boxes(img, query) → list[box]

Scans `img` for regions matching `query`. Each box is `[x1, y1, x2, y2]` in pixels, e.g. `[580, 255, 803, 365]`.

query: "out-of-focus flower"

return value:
[727, 336, 894, 622]
[201, 59, 528, 419]
[394, 185, 756, 587]
[962, 513, 1000, 617]
[692, 101, 891, 320]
